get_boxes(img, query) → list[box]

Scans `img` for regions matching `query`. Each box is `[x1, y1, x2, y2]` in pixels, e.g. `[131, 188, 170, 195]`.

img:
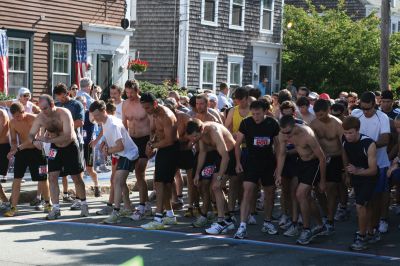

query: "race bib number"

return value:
[253, 137, 270, 147]
[48, 148, 58, 160]
[201, 165, 215, 178]
[82, 130, 87, 138]
[39, 165, 48, 175]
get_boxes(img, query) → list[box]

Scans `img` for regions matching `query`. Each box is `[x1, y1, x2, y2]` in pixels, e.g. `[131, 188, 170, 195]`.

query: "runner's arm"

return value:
[309, 135, 326, 183]
[234, 132, 244, 171]
[275, 133, 287, 180]
[213, 129, 230, 177]
[224, 108, 234, 133]
[107, 138, 124, 154]
[352, 143, 378, 177]
[194, 141, 207, 178]
[375, 133, 390, 148]
[32, 103, 41, 114]
[151, 116, 177, 149]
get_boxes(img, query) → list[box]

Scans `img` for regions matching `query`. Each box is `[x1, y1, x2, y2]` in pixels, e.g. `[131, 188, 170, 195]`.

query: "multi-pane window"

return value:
[261, 0, 273, 32]
[52, 42, 71, 88]
[8, 38, 29, 95]
[230, 0, 245, 29]
[204, 0, 217, 23]
[202, 60, 215, 90]
[229, 63, 241, 87]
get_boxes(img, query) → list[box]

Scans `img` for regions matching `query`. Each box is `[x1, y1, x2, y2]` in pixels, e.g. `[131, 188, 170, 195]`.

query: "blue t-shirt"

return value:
[56, 99, 84, 143]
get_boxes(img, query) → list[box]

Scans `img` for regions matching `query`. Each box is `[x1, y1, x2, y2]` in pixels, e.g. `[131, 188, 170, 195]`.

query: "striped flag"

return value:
[0, 30, 8, 95]
[75, 37, 87, 88]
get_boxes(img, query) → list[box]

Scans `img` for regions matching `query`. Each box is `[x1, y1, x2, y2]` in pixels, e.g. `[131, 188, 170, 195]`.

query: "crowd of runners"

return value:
[0, 79, 400, 252]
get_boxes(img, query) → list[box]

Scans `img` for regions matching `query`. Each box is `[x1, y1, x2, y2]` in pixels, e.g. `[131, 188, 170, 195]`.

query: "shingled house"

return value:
[286, 0, 400, 32]
[131, 0, 283, 92]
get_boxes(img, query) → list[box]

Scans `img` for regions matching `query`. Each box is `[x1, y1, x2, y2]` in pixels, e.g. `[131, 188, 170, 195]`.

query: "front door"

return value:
[259, 65, 272, 95]
[97, 54, 113, 99]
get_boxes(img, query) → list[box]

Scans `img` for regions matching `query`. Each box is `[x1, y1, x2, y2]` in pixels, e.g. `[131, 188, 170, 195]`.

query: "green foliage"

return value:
[282, 4, 382, 97]
[139, 80, 187, 99]
[0, 92, 14, 101]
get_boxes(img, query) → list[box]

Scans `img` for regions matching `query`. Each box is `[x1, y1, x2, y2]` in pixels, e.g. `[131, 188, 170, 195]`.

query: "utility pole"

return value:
[380, 0, 390, 91]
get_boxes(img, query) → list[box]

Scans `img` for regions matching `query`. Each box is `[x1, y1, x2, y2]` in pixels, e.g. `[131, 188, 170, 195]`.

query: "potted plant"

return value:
[127, 59, 149, 74]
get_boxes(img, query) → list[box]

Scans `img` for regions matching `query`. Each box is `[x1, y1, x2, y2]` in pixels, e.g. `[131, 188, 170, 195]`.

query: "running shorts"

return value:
[131, 135, 150, 159]
[0, 143, 10, 176]
[48, 141, 84, 176]
[326, 156, 343, 183]
[154, 141, 180, 183]
[297, 158, 320, 186]
[14, 148, 47, 181]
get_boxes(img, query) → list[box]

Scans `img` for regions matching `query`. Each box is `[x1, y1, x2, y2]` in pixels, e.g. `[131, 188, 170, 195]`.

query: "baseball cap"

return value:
[207, 93, 218, 102]
[18, 87, 31, 97]
[308, 91, 319, 100]
[319, 93, 331, 100]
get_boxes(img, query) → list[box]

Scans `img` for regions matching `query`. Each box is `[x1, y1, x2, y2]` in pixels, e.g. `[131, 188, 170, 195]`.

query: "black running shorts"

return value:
[0, 143, 10, 176]
[297, 158, 320, 186]
[131, 135, 150, 159]
[48, 141, 84, 176]
[116, 156, 136, 172]
[154, 142, 180, 183]
[14, 148, 48, 181]
[326, 156, 343, 183]
[244, 158, 276, 187]
[83, 143, 94, 167]
[351, 177, 377, 206]
[198, 149, 237, 180]
[282, 154, 298, 178]
[177, 149, 195, 170]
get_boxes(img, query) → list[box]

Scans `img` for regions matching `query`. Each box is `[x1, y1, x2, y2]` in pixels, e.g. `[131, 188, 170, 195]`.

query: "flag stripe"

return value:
[0, 29, 8, 95]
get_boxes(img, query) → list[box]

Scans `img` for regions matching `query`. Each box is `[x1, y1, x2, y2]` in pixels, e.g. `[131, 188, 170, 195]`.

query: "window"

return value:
[202, 0, 218, 26]
[227, 54, 244, 88]
[8, 38, 29, 95]
[52, 42, 71, 89]
[261, 0, 274, 32]
[229, 0, 245, 30]
[200, 52, 218, 90]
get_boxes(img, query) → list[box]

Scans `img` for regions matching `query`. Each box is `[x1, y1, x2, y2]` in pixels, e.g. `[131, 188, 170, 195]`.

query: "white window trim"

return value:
[201, 0, 219, 27]
[8, 37, 29, 89]
[52, 42, 72, 89]
[199, 51, 218, 91]
[229, 0, 245, 31]
[260, 0, 274, 34]
[227, 54, 244, 87]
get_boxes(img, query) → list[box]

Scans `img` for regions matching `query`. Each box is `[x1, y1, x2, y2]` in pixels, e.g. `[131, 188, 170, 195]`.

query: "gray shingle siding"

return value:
[285, 0, 366, 20]
[187, 0, 282, 88]
[132, 0, 179, 84]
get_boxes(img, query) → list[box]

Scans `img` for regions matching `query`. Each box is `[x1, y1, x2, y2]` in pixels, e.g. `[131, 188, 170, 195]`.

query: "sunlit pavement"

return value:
[1, 170, 400, 265]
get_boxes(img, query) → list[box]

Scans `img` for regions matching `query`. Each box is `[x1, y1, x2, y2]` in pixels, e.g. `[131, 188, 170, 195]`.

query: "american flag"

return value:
[0, 30, 8, 95]
[75, 37, 88, 88]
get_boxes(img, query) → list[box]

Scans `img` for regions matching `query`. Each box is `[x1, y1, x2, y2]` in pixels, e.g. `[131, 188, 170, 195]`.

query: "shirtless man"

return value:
[164, 98, 199, 216]
[0, 107, 10, 207]
[194, 94, 223, 123]
[110, 84, 124, 120]
[122, 80, 152, 219]
[186, 119, 237, 235]
[276, 115, 326, 245]
[4, 102, 50, 217]
[310, 99, 343, 235]
[139, 93, 179, 230]
[28, 95, 87, 220]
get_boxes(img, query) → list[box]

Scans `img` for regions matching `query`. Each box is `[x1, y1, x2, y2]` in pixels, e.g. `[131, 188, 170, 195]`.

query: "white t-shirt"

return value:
[351, 109, 390, 168]
[103, 115, 139, 161]
[115, 100, 124, 120]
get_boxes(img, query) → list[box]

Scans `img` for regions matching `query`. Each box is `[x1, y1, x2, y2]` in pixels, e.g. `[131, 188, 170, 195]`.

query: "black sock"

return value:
[45, 200, 50, 204]
[114, 207, 120, 212]
[107, 203, 112, 207]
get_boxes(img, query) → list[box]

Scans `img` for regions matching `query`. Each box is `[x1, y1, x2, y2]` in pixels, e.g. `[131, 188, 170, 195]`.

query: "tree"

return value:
[282, 4, 381, 97]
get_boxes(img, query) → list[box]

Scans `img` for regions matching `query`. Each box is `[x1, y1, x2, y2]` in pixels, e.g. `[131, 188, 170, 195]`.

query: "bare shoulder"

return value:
[330, 115, 342, 125]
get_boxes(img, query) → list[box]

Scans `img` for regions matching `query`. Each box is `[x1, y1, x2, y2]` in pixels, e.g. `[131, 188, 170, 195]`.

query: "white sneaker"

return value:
[70, 200, 81, 210]
[279, 214, 289, 228]
[163, 216, 177, 225]
[141, 220, 165, 230]
[192, 215, 208, 228]
[222, 221, 235, 233]
[378, 219, 389, 234]
[283, 223, 299, 237]
[131, 210, 146, 221]
[103, 210, 121, 224]
[96, 205, 113, 215]
[261, 221, 278, 235]
[144, 202, 152, 216]
[205, 222, 228, 235]
[119, 208, 133, 218]
[247, 215, 257, 225]
[233, 226, 247, 239]
[80, 204, 89, 217]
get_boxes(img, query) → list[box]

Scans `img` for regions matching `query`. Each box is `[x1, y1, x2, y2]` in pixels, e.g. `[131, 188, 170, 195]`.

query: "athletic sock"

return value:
[217, 217, 225, 223]
[166, 210, 174, 218]
[240, 222, 247, 229]
[81, 200, 87, 205]
[36, 195, 41, 201]
[53, 204, 60, 209]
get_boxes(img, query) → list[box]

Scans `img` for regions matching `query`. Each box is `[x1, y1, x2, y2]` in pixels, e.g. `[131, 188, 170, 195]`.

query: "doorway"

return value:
[259, 65, 272, 95]
[97, 54, 113, 99]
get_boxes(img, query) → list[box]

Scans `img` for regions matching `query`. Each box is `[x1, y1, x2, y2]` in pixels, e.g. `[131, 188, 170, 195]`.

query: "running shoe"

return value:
[30, 198, 41, 206]
[247, 214, 257, 225]
[261, 221, 278, 235]
[144, 202, 153, 216]
[163, 216, 177, 225]
[46, 208, 61, 220]
[96, 205, 113, 215]
[63, 194, 74, 203]
[119, 208, 133, 218]
[192, 215, 208, 228]
[141, 220, 165, 230]
[94, 186, 101, 197]
[334, 207, 350, 222]
[205, 222, 229, 235]
[35, 201, 44, 211]
[233, 226, 247, 239]
[311, 224, 324, 236]
[350, 233, 368, 251]
[297, 229, 313, 245]
[319, 223, 335, 236]
[283, 223, 299, 237]
[80, 204, 89, 217]
[43, 203, 52, 213]
[131, 210, 146, 221]
[279, 214, 289, 228]
[148, 191, 157, 202]
[378, 219, 389, 234]
[70, 200, 81, 210]
[206, 211, 216, 222]
[256, 198, 264, 211]
[367, 229, 381, 244]
[222, 221, 235, 233]
[103, 210, 121, 224]
[0, 201, 10, 211]
[4, 207, 17, 217]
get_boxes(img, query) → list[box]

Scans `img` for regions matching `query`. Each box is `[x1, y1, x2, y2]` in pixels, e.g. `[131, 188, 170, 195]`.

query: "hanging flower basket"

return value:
[127, 59, 149, 73]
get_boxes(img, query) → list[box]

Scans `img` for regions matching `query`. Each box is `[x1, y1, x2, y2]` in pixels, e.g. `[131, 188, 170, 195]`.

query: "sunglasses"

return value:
[23, 94, 30, 98]
[71, 87, 78, 91]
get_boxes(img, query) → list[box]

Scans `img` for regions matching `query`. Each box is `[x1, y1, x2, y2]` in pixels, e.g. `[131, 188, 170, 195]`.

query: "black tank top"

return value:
[342, 134, 374, 170]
